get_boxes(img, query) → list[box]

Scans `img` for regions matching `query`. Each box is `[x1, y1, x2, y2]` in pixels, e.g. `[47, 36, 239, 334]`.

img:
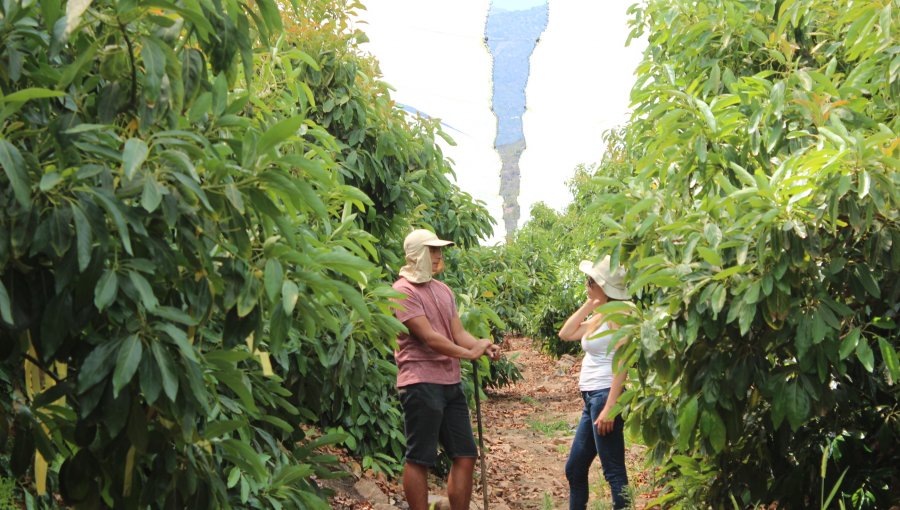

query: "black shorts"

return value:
[398, 383, 478, 467]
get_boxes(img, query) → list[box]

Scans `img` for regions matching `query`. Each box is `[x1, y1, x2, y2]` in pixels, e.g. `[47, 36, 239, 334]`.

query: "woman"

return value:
[558, 255, 630, 509]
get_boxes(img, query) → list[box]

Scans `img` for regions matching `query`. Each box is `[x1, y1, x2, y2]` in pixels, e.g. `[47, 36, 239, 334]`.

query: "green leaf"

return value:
[204, 419, 246, 440]
[140, 36, 166, 102]
[0, 280, 13, 325]
[205, 350, 254, 365]
[677, 396, 699, 449]
[593, 300, 636, 316]
[738, 301, 756, 335]
[57, 38, 101, 89]
[139, 354, 162, 405]
[122, 138, 149, 179]
[298, 82, 316, 108]
[856, 340, 875, 372]
[784, 382, 811, 431]
[0, 140, 31, 209]
[128, 271, 158, 311]
[160, 150, 199, 180]
[640, 321, 661, 355]
[742, 281, 760, 304]
[90, 189, 133, 254]
[271, 464, 314, 489]
[77, 341, 119, 392]
[694, 97, 717, 134]
[39, 172, 62, 191]
[156, 323, 197, 362]
[71, 204, 93, 272]
[150, 342, 179, 402]
[728, 161, 756, 187]
[141, 177, 163, 212]
[257, 116, 304, 155]
[143, 0, 214, 37]
[268, 306, 289, 353]
[295, 178, 329, 218]
[710, 284, 727, 314]
[282, 280, 299, 315]
[225, 183, 244, 213]
[0, 88, 66, 103]
[221, 438, 267, 481]
[218, 370, 259, 414]
[264, 259, 283, 302]
[839, 328, 860, 359]
[811, 309, 828, 345]
[259, 414, 293, 433]
[236, 275, 258, 318]
[293, 49, 320, 71]
[854, 266, 880, 298]
[704, 223, 722, 247]
[770, 81, 785, 118]
[316, 249, 369, 281]
[94, 270, 118, 311]
[113, 335, 143, 397]
[171, 172, 212, 210]
[152, 306, 198, 326]
[697, 246, 722, 266]
[816, 302, 841, 330]
[700, 409, 726, 452]
[877, 337, 899, 385]
[857, 170, 870, 198]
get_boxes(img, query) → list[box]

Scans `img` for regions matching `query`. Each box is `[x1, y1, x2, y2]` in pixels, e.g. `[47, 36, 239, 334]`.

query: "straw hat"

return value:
[578, 255, 629, 300]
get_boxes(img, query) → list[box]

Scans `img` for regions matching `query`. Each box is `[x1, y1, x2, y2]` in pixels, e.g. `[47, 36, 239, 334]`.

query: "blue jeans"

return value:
[565, 388, 629, 509]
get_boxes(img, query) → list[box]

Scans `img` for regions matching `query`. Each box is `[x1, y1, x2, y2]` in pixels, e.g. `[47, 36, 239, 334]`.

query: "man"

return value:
[392, 229, 501, 510]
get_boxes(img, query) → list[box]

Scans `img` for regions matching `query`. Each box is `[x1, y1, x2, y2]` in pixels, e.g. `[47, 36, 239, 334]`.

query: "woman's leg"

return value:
[565, 400, 596, 510]
[588, 393, 629, 509]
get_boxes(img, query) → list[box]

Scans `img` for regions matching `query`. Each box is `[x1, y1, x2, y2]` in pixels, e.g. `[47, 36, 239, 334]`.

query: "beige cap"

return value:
[399, 230, 454, 283]
[403, 229, 454, 253]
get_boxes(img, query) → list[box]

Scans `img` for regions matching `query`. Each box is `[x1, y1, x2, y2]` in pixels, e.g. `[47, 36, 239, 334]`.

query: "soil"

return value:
[323, 337, 661, 509]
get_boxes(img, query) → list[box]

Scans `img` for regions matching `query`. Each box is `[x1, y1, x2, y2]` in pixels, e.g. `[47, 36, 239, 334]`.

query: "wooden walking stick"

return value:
[472, 360, 489, 510]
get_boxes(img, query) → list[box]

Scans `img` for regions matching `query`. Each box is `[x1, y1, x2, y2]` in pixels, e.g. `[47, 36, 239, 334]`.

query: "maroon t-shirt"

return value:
[392, 277, 461, 387]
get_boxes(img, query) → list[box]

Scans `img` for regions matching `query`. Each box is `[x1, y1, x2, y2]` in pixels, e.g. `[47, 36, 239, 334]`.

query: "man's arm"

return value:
[405, 315, 490, 360]
[450, 315, 501, 361]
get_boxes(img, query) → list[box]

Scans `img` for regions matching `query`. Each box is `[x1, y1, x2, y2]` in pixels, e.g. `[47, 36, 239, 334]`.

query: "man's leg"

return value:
[447, 456, 476, 510]
[402, 461, 430, 510]
[399, 384, 443, 510]
[439, 384, 480, 510]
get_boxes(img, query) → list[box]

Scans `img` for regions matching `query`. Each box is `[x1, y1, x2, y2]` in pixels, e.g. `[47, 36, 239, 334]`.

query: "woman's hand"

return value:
[594, 408, 615, 435]
[586, 296, 604, 309]
[586, 282, 606, 308]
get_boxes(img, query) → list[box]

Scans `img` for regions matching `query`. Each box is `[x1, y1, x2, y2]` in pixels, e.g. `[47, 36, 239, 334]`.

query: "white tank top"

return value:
[579, 321, 615, 391]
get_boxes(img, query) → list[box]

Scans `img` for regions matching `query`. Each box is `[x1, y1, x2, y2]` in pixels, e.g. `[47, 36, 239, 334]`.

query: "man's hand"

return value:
[486, 343, 502, 361]
[465, 339, 492, 360]
[594, 408, 615, 435]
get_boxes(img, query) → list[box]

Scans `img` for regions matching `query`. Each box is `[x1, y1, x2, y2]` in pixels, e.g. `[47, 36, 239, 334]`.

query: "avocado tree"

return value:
[272, 2, 495, 473]
[0, 0, 494, 507]
[574, 0, 898, 507]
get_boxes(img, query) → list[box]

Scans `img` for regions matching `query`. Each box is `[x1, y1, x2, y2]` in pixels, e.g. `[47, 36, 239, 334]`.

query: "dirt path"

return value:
[328, 337, 659, 509]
